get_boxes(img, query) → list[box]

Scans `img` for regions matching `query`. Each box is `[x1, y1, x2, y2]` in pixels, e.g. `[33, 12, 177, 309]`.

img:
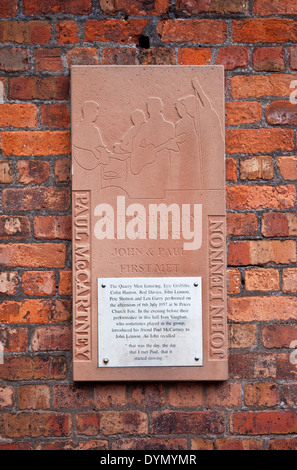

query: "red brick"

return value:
[33, 48, 63, 72]
[17, 160, 49, 184]
[140, 47, 175, 65]
[66, 47, 98, 67]
[215, 438, 263, 450]
[230, 74, 297, 99]
[85, 19, 149, 44]
[0, 0, 18, 17]
[232, 19, 297, 44]
[99, 0, 170, 15]
[3, 188, 70, 212]
[54, 384, 91, 409]
[261, 212, 289, 237]
[100, 411, 148, 436]
[229, 296, 297, 322]
[240, 156, 273, 180]
[283, 268, 297, 292]
[0, 161, 13, 183]
[0, 21, 51, 44]
[228, 324, 257, 349]
[0, 272, 18, 295]
[33, 216, 71, 240]
[18, 385, 50, 410]
[58, 270, 72, 296]
[245, 268, 280, 291]
[281, 384, 297, 407]
[229, 352, 277, 379]
[228, 240, 296, 266]
[266, 101, 297, 126]
[276, 353, 297, 380]
[31, 325, 71, 351]
[177, 0, 248, 14]
[54, 158, 70, 183]
[261, 324, 297, 348]
[216, 46, 248, 70]
[113, 438, 188, 450]
[0, 216, 30, 239]
[0, 386, 14, 409]
[9, 76, 69, 101]
[227, 185, 296, 210]
[205, 382, 241, 408]
[289, 47, 297, 70]
[168, 383, 203, 407]
[0, 243, 66, 268]
[0, 299, 70, 324]
[277, 156, 297, 180]
[0, 48, 29, 72]
[226, 129, 294, 154]
[244, 382, 278, 407]
[227, 213, 258, 237]
[0, 104, 37, 128]
[93, 384, 126, 409]
[177, 48, 211, 65]
[231, 410, 297, 435]
[0, 443, 31, 450]
[35, 440, 108, 450]
[129, 385, 165, 407]
[191, 439, 214, 450]
[157, 19, 227, 44]
[0, 326, 28, 352]
[56, 20, 79, 45]
[76, 412, 101, 436]
[253, 0, 297, 15]
[40, 104, 70, 128]
[226, 101, 262, 126]
[226, 158, 237, 181]
[227, 268, 241, 294]
[102, 47, 137, 65]
[22, 271, 55, 296]
[0, 412, 72, 438]
[22, 0, 92, 15]
[269, 439, 297, 451]
[2, 130, 70, 156]
[0, 355, 67, 381]
[151, 411, 225, 435]
[253, 47, 285, 72]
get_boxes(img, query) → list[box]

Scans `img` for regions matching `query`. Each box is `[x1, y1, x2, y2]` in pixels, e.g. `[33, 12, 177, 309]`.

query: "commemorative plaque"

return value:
[72, 66, 227, 381]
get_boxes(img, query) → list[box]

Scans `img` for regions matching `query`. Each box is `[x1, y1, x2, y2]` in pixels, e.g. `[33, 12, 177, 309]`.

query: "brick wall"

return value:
[0, 0, 297, 451]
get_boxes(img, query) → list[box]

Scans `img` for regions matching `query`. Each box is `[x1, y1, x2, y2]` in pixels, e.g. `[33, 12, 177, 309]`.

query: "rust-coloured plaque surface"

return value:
[71, 65, 227, 381]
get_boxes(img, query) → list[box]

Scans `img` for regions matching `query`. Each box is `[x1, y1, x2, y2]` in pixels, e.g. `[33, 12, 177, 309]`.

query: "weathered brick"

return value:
[253, 47, 285, 72]
[18, 385, 50, 410]
[230, 74, 297, 99]
[129, 385, 166, 407]
[227, 213, 258, 237]
[54, 158, 71, 183]
[93, 384, 126, 409]
[226, 158, 237, 181]
[22, 271, 55, 296]
[289, 47, 297, 70]
[168, 383, 203, 407]
[0, 21, 51, 44]
[253, 0, 297, 15]
[261, 212, 289, 237]
[35, 440, 108, 450]
[58, 270, 72, 295]
[76, 412, 101, 436]
[0, 243, 66, 268]
[232, 19, 297, 44]
[215, 439, 263, 450]
[66, 47, 98, 67]
[1, 131, 70, 156]
[283, 268, 297, 293]
[230, 410, 297, 435]
[40, 104, 70, 128]
[267, 100, 297, 126]
[113, 438, 187, 450]
[0, 161, 13, 183]
[0, 412, 72, 438]
[244, 382, 278, 407]
[99, 0, 170, 15]
[33, 216, 71, 240]
[240, 156, 273, 181]
[56, 20, 79, 45]
[228, 324, 257, 349]
[0, 272, 18, 295]
[102, 47, 137, 65]
[226, 129, 294, 154]
[22, 0, 92, 15]
[226, 101, 262, 126]
[227, 268, 241, 294]
[277, 156, 297, 180]
[157, 20, 227, 44]
[245, 268, 280, 291]
[31, 325, 71, 351]
[85, 19, 149, 43]
[33, 48, 63, 72]
[228, 240, 296, 266]
[0, 386, 14, 409]
[9, 76, 69, 101]
[229, 352, 277, 379]
[17, 160, 49, 185]
[261, 324, 297, 348]
[227, 185, 296, 210]
[191, 439, 214, 451]
[0, 104, 37, 128]
[3, 188, 70, 212]
[216, 46, 248, 70]
[177, 0, 248, 15]
[54, 385, 91, 409]
[100, 411, 148, 436]
[229, 296, 297, 322]
[0, 355, 67, 381]
[177, 48, 211, 65]
[151, 411, 225, 435]
[205, 382, 241, 408]
[268, 439, 297, 451]
[281, 384, 297, 407]
[0, 48, 29, 72]
[0, 326, 28, 352]
[0, 299, 70, 324]
[0, 216, 30, 239]
[0, 0, 18, 17]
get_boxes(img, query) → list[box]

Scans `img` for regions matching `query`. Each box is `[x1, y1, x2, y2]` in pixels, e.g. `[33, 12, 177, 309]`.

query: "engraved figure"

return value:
[113, 109, 147, 154]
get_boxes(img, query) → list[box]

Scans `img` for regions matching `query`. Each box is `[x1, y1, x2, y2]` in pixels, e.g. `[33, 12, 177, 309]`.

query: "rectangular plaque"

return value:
[71, 65, 227, 381]
[98, 277, 203, 368]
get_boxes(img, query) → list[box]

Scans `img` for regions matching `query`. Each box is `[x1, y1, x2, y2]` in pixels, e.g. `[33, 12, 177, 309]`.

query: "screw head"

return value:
[103, 358, 109, 364]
